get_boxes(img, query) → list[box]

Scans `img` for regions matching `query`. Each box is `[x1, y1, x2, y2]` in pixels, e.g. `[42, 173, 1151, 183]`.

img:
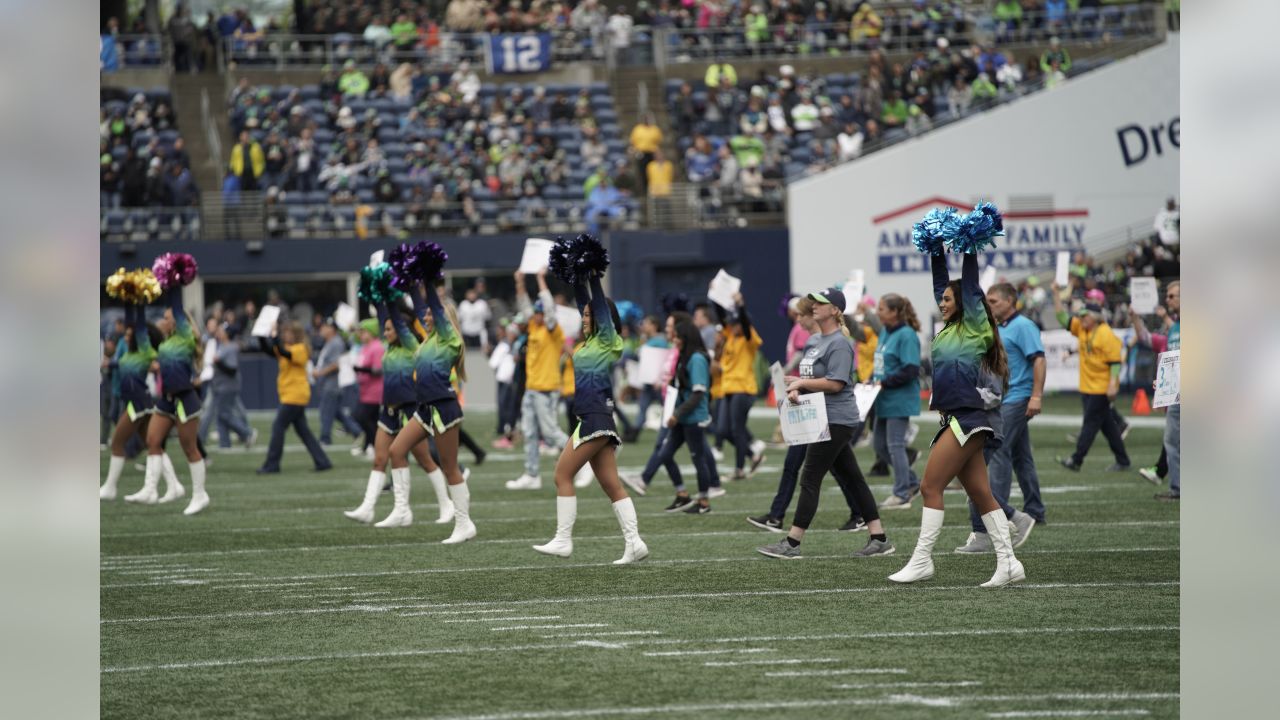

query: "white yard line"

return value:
[491, 623, 609, 632]
[398, 608, 526, 618]
[704, 657, 841, 667]
[99, 628, 1178, 674]
[642, 648, 775, 657]
[442, 616, 562, 624]
[766, 668, 909, 677]
[538, 631, 662, 639]
[988, 712, 1150, 718]
[102, 582, 1179, 624]
[833, 681, 984, 689]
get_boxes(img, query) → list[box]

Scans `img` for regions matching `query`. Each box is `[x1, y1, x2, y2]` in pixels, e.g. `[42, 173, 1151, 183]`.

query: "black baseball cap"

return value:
[809, 288, 847, 312]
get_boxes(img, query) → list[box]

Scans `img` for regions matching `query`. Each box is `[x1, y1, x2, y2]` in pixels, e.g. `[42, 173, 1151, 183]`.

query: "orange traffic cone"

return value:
[767, 385, 777, 407]
[1132, 388, 1151, 416]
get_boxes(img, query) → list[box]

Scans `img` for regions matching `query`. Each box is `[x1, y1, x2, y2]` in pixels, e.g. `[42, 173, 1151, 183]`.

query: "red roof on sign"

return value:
[872, 197, 1090, 225]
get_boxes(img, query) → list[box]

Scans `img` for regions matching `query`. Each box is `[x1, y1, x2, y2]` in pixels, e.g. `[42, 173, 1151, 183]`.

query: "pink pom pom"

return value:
[152, 252, 199, 290]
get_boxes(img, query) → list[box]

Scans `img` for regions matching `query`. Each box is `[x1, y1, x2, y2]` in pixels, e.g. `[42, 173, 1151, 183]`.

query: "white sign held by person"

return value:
[637, 345, 667, 386]
[980, 265, 998, 293]
[1129, 277, 1159, 315]
[708, 269, 741, 310]
[251, 305, 281, 338]
[555, 305, 581, 341]
[853, 383, 881, 423]
[843, 269, 865, 316]
[369, 250, 385, 267]
[1055, 251, 1071, 288]
[335, 302, 358, 332]
[779, 393, 832, 445]
[1041, 329, 1080, 392]
[1152, 349, 1180, 408]
[769, 362, 788, 407]
[624, 359, 643, 389]
[518, 238, 555, 274]
[660, 385, 679, 426]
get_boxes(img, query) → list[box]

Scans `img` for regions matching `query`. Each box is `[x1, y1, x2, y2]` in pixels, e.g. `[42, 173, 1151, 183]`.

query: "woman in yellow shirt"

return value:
[629, 113, 663, 194]
[713, 291, 767, 480]
[257, 321, 333, 473]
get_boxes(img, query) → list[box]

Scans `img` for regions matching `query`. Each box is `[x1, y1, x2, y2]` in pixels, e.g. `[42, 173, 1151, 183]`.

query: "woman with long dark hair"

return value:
[872, 292, 924, 510]
[889, 205, 1024, 587]
[532, 235, 648, 564]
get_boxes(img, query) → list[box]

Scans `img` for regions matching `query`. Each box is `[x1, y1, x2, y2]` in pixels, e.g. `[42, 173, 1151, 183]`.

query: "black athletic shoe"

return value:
[747, 514, 784, 532]
[906, 447, 920, 466]
[868, 460, 890, 476]
[664, 495, 694, 512]
[838, 516, 868, 532]
[474, 450, 487, 465]
[683, 501, 711, 515]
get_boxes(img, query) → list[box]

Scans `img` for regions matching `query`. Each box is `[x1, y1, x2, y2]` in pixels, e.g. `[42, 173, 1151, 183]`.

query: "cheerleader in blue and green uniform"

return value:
[532, 235, 649, 564]
[101, 302, 172, 501]
[343, 285, 455, 528]
[386, 245, 475, 544]
[890, 204, 1025, 587]
[129, 285, 210, 515]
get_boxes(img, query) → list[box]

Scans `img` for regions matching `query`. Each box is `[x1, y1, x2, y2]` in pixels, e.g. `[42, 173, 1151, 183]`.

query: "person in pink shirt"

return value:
[785, 295, 812, 367]
[352, 319, 385, 458]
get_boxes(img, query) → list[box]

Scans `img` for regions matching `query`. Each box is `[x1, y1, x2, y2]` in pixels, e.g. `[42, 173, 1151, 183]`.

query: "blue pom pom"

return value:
[912, 207, 962, 255]
[358, 263, 404, 305]
[948, 203, 1006, 255]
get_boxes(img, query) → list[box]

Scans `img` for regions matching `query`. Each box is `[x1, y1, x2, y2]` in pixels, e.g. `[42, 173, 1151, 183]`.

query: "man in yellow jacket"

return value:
[230, 130, 265, 191]
[257, 321, 332, 473]
[507, 270, 572, 490]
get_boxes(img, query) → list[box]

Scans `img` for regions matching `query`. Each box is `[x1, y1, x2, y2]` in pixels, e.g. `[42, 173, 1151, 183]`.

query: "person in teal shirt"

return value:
[872, 293, 922, 509]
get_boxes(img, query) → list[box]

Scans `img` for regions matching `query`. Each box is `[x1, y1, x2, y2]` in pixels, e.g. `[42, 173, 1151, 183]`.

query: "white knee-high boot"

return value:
[533, 496, 577, 557]
[889, 506, 944, 583]
[611, 497, 649, 565]
[124, 455, 161, 504]
[345, 470, 385, 523]
[980, 510, 1026, 588]
[158, 453, 186, 504]
[101, 456, 125, 500]
[442, 479, 476, 544]
[183, 460, 208, 515]
[426, 468, 455, 524]
[375, 467, 413, 527]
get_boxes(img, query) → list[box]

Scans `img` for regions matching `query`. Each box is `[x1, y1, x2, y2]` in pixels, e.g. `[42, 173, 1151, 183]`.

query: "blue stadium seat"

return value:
[356, 189, 375, 204]
[588, 81, 610, 96]
[305, 191, 330, 205]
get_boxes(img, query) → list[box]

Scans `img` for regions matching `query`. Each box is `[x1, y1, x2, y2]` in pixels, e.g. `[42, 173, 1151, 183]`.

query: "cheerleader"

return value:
[387, 244, 475, 544]
[101, 302, 183, 503]
[533, 235, 648, 564]
[134, 284, 208, 515]
[889, 205, 1024, 587]
[755, 289, 891, 559]
[344, 295, 455, 527]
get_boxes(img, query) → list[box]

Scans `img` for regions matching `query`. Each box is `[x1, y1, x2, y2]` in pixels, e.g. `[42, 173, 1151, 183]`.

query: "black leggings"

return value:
[792, 423, 879, 530]
[356, 402, 379, 451]
[459, 426, 484, 462]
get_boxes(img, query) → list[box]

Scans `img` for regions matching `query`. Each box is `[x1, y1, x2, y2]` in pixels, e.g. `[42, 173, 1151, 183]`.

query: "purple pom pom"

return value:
[549, 233, 609, 285]
[152, 252, 199, 290]
[388, 241, 449, 290]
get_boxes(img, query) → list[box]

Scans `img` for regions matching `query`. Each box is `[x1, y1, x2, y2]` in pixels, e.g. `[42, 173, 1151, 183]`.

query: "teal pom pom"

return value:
[358, 263, 404, 305]
[912, 207, 962, 255]
[949, 202, 1006, 254]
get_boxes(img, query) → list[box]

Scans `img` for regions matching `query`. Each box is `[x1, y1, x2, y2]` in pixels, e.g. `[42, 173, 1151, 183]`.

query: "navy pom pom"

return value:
[388, 241, 449, 290]
[549, 233, 610, 285]
[912, 207, 962, 255]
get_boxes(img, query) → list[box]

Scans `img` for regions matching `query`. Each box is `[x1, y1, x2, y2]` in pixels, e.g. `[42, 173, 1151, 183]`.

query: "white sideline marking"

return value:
[99, 629, 1179, 674]
[492, 623, 608, 632]
[539, 631, 661, 639]
[574, 640, 625, 649]
[705, 657, 840, 667]
[887, 693, 958, 707]
[442, 616, 561, 624]
[101, 582, 1179, 624]
[643, 649, 774, 657]
[767, 668, 909, 677]
[834, 681, 983, 689]
[983, 707, 1157, 712]
[399, 609, 525, 618]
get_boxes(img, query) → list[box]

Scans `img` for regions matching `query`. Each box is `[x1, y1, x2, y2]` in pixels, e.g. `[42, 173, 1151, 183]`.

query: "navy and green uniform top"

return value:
[156, 289, 198, 396]
[929, 252, 1003, 447]
[408, 284, 463, 406]
[672, 351, 711, 425]
[570, 275, 624, 417]
[375, 301, 420, 409]
[117, 303, 156, 418]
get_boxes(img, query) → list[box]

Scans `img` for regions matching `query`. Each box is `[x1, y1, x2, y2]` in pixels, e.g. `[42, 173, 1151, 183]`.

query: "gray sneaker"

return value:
[1010, 511, 1035, 549]
[851, 538, 895, 557]
[756, 538, 802, 559]
[953, 532, 993, 554]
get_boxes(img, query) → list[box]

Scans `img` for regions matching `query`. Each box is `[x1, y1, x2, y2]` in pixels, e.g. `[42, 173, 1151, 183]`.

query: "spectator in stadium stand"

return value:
[997, 51, 1024, 91]
[1040, 37, 1072, 74]
[1043, 59, 1067, 89]
[607, 5, 634, 55]
[837, 122, 864, 162]
[851, 2, 883, 48]
[571, 0, 607, 55]
[905, 89, 933, 136]
[585, 174, 627, 236]
[168, 3, 197, 73]
[705, 58, 737, 89]
[880, 89, 908, 131]
[970, 73, 998, 110]
[1051, 285, 1131, 474]
[144, 158, 169, 207]
[446, 0, 486, 32]
[1154, 197, 1180, 249]
[339, 60, 370, 98]
[629, 113, 663, 196]
[457, 286, 493, 352]
[390, 13, 419, 52]
[119, 150, 147, 206]
[230, 130, 265, 192]
[101, 154, 122, 209]
[1044, 0, 1069, 33]
[672, 82, 699, 137]
[948, 76, 971, 117]
[790, 91, 820, 133]
[167, 162, 198, 207]
[685, 135, 718, 185]
[291, 127, 318, 192]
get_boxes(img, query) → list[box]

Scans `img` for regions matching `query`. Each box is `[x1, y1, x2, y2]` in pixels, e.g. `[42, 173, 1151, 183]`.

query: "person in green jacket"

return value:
[1039, 37, 1071, 74]
[970, 73, 998, 108]
[745, 6, 770, 47]
[705, 60, 737, 89]
[390, 13, 418, 52]
[339, 60, 370, 97]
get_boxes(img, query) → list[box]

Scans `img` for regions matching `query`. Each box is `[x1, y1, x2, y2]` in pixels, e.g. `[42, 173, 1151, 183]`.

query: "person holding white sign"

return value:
[756, 289, 893, 560]
[507, 270, 575, 491]
[890, 205, 1025, 587]
[1156, 281, 1179, 501]
[711, 291, 768, 479]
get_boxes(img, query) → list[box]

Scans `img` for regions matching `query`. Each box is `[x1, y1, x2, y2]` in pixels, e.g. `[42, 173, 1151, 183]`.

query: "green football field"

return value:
[100, 403, 1179, 719]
